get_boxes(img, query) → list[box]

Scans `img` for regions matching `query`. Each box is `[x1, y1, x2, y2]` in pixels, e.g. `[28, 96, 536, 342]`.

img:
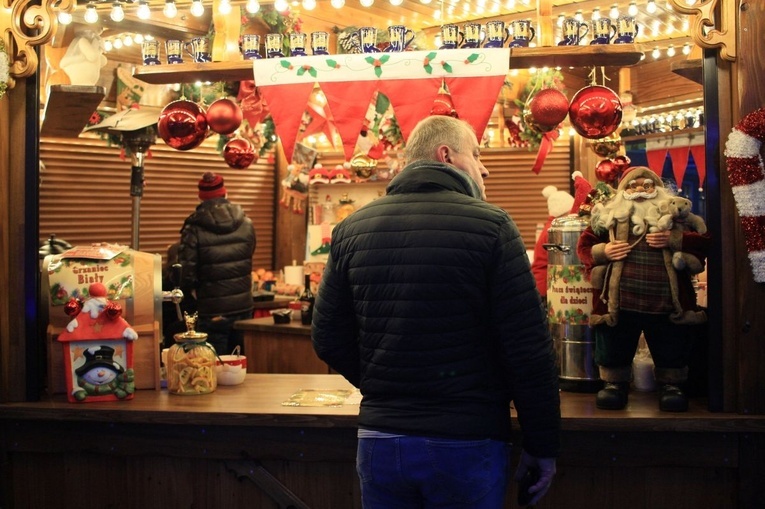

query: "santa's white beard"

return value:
[591, 189, 668, 236]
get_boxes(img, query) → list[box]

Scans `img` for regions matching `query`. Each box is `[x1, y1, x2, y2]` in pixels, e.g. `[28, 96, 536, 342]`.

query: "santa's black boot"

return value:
[596, 382, 630, 410]
[659, 384, 688, 412]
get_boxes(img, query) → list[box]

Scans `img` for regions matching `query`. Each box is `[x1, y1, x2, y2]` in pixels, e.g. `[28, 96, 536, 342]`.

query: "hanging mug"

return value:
[439, 24, 463, 49]
[558, 17, 589, 46]
[349, 26, 380, 53]
[141, 40, 160, 65]
[311, 31, 329, 55]
[386, 25, 415, 52]
[240, 34, 261, 60]
[509, 20, 535, 47]
[185, 36, 211, 62]
[461, 23, 484, 48]
[614, 16, 640, 44]
[484, 20, 510, 48]
[165, 39, 183, 64]
[290, 32, 307, 56]
[265, 33, 284, 58]
[590, 18, 616, 45]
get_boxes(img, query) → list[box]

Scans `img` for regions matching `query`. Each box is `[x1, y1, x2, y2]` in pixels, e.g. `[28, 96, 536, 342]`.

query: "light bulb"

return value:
[667, 45, 676, 57]
[124, 35, 134, 46]
[390, 0, 403, 5]
[646, 0, 657, 14]
[651, 47, 660, 59]
[246, 0, 261, 13]
[609, 4, 619, 19]
[359, 0, 373, 6]
[134, 34, 144, 44]
[163, 0, 177, 18]
[137, 1, 151, 20]
[421, 0, 432, 4]
[556, 14, 564, 27]
[84, 3, 99, 23]
[574, 10, 583, 22]
[628, 1, 638, 16]
[330, 0, 344, 7]
[274, 0, 289, 11]
[190, 0, 204, 17]
[506, 0, 515, 8]
[110, 2, 125, 22]
[104, 40, 113, 51]
[592, 8, 601, 20]
[682, 43, 692, 55]
[303, 0, 317, 9]
[113, 38, 123, 49]
[218, 0, 232, 15]
[57, 11, 73, 25]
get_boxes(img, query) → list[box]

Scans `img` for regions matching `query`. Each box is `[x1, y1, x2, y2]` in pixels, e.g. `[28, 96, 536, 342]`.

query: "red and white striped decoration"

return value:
[724, 107, 765, 283]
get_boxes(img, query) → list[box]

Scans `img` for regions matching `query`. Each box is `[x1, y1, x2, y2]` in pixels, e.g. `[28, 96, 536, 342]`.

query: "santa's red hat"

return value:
[571, 170, 593, 214]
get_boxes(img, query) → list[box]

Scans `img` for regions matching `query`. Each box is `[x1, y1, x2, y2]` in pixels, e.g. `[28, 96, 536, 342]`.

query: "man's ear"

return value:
[436, 145, 450, 164]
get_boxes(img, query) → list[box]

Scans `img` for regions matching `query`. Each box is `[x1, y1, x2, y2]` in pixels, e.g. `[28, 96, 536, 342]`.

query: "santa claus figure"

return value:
[577, 166, 710, 412]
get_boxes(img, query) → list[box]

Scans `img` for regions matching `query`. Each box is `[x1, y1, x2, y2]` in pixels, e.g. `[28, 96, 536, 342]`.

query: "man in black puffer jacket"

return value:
[312, 116, 560, 509]
[178, 172, 255, 356]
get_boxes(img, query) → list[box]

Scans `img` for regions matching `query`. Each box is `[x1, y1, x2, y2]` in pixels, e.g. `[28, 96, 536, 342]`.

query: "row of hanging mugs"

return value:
[140, 16, 640, 65]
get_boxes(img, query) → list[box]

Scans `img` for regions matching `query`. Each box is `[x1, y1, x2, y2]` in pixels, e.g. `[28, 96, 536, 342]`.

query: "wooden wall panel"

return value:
[39, 135, 277, 271]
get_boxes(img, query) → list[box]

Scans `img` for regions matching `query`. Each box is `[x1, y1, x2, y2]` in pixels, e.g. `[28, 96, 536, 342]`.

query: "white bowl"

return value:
[215, 354, 247, 385]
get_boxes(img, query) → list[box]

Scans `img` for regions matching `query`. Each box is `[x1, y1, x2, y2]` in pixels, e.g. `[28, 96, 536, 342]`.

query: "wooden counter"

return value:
[235, 317, 332, 374]
[2, 374, 764, 508]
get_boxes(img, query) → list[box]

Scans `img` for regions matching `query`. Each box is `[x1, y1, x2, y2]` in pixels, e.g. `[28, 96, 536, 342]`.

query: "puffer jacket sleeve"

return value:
[312, 240, 361, 387]
[489, 218, 561, 458]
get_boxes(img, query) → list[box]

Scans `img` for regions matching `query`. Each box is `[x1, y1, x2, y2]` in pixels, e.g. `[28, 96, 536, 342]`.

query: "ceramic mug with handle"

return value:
[440, 24, 463, 49]
[509, 19, 535, 47]
[590, 17, 616, 44]
[558, 17, 589, 46]
[484, 20, 510, 48]
[185, 36, 212, 62]
[614, 16, 639, 44]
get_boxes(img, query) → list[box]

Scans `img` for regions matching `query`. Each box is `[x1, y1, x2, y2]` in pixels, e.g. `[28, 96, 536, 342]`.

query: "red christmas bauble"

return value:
[568, 85, 623, 139]
[612, 154, 631, 173]
[430, 93, 458, 118]
[595, 159, 619, 183]
[64, 298, 82, 317]
[223, 138, 257, 169]
[523, 110, 558, 134]
[529, 88, 569, 128]
[206, 98, 243, 135]
[158, 100, 208, 151]
[104, 301, 122, 320]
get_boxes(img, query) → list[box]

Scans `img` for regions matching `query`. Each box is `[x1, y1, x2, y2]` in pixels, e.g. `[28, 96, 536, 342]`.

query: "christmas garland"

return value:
[724, 107, 765, 283]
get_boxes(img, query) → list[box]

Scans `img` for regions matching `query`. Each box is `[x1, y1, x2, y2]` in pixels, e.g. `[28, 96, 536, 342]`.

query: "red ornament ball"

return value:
[568, 85, 623, 139]
[206, 98, 243, 135]
[523, 110, 558, 134]
[612, 154, 631, 173]
[158, 100, 208, 151]
[104, 301, 122, 320]
[223, 138, 257, 169]
[529, 88, 569, 128]
[64, 298, 83, 317]
[595, 159, 619, 184]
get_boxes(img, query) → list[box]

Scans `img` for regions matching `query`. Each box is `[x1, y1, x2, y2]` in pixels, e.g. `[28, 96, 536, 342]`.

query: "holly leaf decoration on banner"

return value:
[466, 53, 480, 63]
[297, 65, 317, 78]
[280, 60, 292, 69]
[423, 52, 437, 74]
[326, 59, 339, 69]
[442, 62, 453, 73]
[365, 55, 390, 78]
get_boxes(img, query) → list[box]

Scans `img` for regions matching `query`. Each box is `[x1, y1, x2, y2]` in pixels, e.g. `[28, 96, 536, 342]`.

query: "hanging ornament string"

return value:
[724, 106, 765, 283]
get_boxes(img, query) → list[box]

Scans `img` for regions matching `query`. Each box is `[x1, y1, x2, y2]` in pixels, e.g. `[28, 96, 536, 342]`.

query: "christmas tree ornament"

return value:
[612, 154, 631, 173]
[158, 100, 208, 151]
[568, 85, 623, 139]
[589, 132, 622, 158]
[431, 92, 458, 117]
[206, 97, 243, 135]
[523, 110, 558, 134]
[595, 158, 619, 184]
[223, 137, 257, 169]
[528, 88, 569, 128]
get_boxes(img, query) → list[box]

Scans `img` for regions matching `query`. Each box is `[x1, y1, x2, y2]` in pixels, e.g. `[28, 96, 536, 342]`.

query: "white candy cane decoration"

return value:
[724, 107, 765, 283]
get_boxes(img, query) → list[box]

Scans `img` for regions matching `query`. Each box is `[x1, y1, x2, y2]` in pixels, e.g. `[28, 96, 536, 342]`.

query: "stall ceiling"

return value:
[63, 0, 692, 52]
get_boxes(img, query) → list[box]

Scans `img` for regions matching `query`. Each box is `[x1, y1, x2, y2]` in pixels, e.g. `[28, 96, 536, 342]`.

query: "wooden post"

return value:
[536, 0, 554, 48]
[212, 0, 244, 62]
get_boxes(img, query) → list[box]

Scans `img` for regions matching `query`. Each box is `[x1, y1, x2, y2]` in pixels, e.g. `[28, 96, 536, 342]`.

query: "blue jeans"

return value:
[357, 436, 510, 509]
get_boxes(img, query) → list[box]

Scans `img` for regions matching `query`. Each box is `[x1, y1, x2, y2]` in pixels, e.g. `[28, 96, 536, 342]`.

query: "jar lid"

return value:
[174, 330, 208, 342]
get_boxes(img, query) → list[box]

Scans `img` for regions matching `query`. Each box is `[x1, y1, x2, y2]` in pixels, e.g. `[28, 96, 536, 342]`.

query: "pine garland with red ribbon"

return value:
[724, 107, 765, 283]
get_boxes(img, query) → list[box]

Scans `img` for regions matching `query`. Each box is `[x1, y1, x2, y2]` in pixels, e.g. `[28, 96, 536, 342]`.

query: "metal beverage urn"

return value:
[544, 215, 602, 392]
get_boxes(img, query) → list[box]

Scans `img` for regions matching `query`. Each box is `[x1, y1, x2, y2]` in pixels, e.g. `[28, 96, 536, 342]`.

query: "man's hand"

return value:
[605, 240, 631, 261]
[646, 230, 671, 249]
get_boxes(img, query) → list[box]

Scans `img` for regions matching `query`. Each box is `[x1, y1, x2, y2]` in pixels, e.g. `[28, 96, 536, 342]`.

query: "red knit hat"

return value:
[571, 170, 593, 215]
[198, 172, 227, 200]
